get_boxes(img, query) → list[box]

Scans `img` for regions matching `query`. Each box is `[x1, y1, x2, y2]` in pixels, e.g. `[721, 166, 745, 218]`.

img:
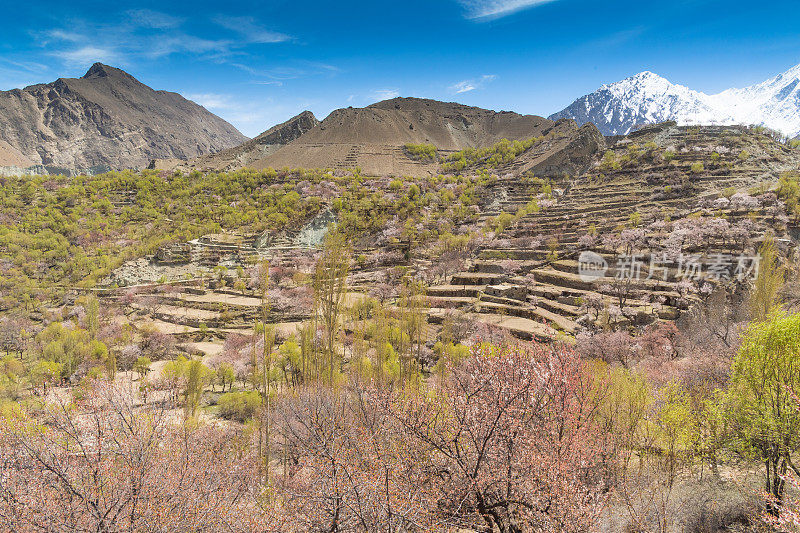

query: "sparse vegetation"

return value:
[403, 142, 437, 162]
[442, 136, 543, 172]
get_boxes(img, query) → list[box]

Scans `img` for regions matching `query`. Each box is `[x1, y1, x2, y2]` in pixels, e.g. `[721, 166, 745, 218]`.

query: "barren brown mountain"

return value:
[151, 110, 319, 173]
[0, 63, 246, 172]
[158, 97, 601, 177]
[257, 97, 564, 175]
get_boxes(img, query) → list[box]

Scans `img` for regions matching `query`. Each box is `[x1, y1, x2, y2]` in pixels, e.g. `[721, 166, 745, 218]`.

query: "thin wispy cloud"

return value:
[184, 92, 236, 110]
[231, 61, 338, 83]
[38, 10, 290, 68]
[450, 74, 496, 93]
[371, 88, 400, 101]
[460, 0, 558, 20]
[52, 46, 121, 66]
[0, 58, 50, 89]
[146, 35, 233, 59]
[213, 16, 290, 44]
[586, 26, 647, 50]
[0, 57, 48, 73]
[183, 91, 313, 137]
[125, 9, 182, 30]
[44, 30, 84, 43]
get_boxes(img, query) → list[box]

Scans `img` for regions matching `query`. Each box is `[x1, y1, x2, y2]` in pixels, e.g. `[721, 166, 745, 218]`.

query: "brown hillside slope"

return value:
[0, 139, 33, 168]
[252, 98, 563, 176]
[151, 111, 319, 172]
[499, 122, 606, 177]
[0, 63, 246, 171]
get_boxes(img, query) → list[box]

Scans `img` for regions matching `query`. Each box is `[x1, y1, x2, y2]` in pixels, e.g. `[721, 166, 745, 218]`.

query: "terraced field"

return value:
[429, 123, 799, 340]
[95, 123, 800, 354]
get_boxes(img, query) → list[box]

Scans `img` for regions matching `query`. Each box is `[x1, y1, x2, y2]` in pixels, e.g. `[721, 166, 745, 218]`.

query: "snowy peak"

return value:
[605, 71, 675, 91]
[551, 63, 800, 138]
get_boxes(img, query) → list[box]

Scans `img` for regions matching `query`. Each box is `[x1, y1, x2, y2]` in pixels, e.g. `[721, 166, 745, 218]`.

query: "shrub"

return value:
[442, 137, 539, 172]
[690, 162, 704, 174]
[488, 212, 516, 234]
[403, 143, 437, 162]
[218, 390, 262, 422]
[600, 150, 621, 171]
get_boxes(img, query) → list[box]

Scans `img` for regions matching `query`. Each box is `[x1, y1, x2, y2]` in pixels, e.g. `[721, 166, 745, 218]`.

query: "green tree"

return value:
[216, 362, 235, 392]
[313, 228, 350, 385]
[30, 360, 63, 394]
[750, 234, 785, 322]
[727, 312, 800, 514]
[183, 359, 212, 419]
[133, 356, 151, 380]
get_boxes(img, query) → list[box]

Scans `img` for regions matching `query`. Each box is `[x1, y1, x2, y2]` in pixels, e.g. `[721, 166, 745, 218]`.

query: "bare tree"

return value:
[0, 380, 268, 532]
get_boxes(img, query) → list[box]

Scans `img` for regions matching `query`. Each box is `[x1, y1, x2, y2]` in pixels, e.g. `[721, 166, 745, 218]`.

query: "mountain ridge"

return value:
[251, 97, 562, 175]
[550, 63, 800, 137]
[0, 63, 247, 172]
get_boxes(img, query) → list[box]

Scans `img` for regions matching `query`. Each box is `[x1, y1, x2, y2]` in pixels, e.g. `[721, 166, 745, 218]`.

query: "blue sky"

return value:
[1, 0, 799, 137]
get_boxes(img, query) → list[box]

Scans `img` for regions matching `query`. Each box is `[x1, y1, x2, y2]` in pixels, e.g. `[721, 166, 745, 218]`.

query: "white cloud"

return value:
[184, 93, 236, 110]
[38, 11, 290, 69]
[213, 16, 290, 44]
[146, 35, 233, 58]
[125, 9, 182, 29]
[0, 57, 48, 73]
[230, 61, 338, 83]
[450, 74, 496, 93]
[452, 81, 475, 93]
[371, 89, 400, 101]
[460, 0, 558, 20]
[183, 91, 315, 137]
[52, 46, 120, 66]
[44, 30, 84, 43]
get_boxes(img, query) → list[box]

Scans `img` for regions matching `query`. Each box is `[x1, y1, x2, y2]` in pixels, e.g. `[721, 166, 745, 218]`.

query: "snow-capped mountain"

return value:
[550, 63, 800, 138]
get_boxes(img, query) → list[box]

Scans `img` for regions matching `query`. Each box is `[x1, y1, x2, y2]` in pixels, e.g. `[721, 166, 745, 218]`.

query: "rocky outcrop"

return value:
[529, 122, 606, 177]
[151, 110, 319, 172]
[0, 63, 247, 172]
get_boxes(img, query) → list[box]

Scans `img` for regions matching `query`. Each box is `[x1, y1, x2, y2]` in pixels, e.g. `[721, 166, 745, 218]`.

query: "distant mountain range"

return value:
[0, 63, 245, 172]
[4, 61, 800, 176]
[550, 63, 800, 138]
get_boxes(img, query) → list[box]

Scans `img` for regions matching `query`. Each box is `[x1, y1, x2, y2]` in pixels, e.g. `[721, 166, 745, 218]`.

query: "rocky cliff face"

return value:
[0, 63, 247, 172]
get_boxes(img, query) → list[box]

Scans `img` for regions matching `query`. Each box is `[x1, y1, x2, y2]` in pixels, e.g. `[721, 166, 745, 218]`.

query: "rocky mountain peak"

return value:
[83, 62, 115, 78]
[0, 63, 246, 171]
